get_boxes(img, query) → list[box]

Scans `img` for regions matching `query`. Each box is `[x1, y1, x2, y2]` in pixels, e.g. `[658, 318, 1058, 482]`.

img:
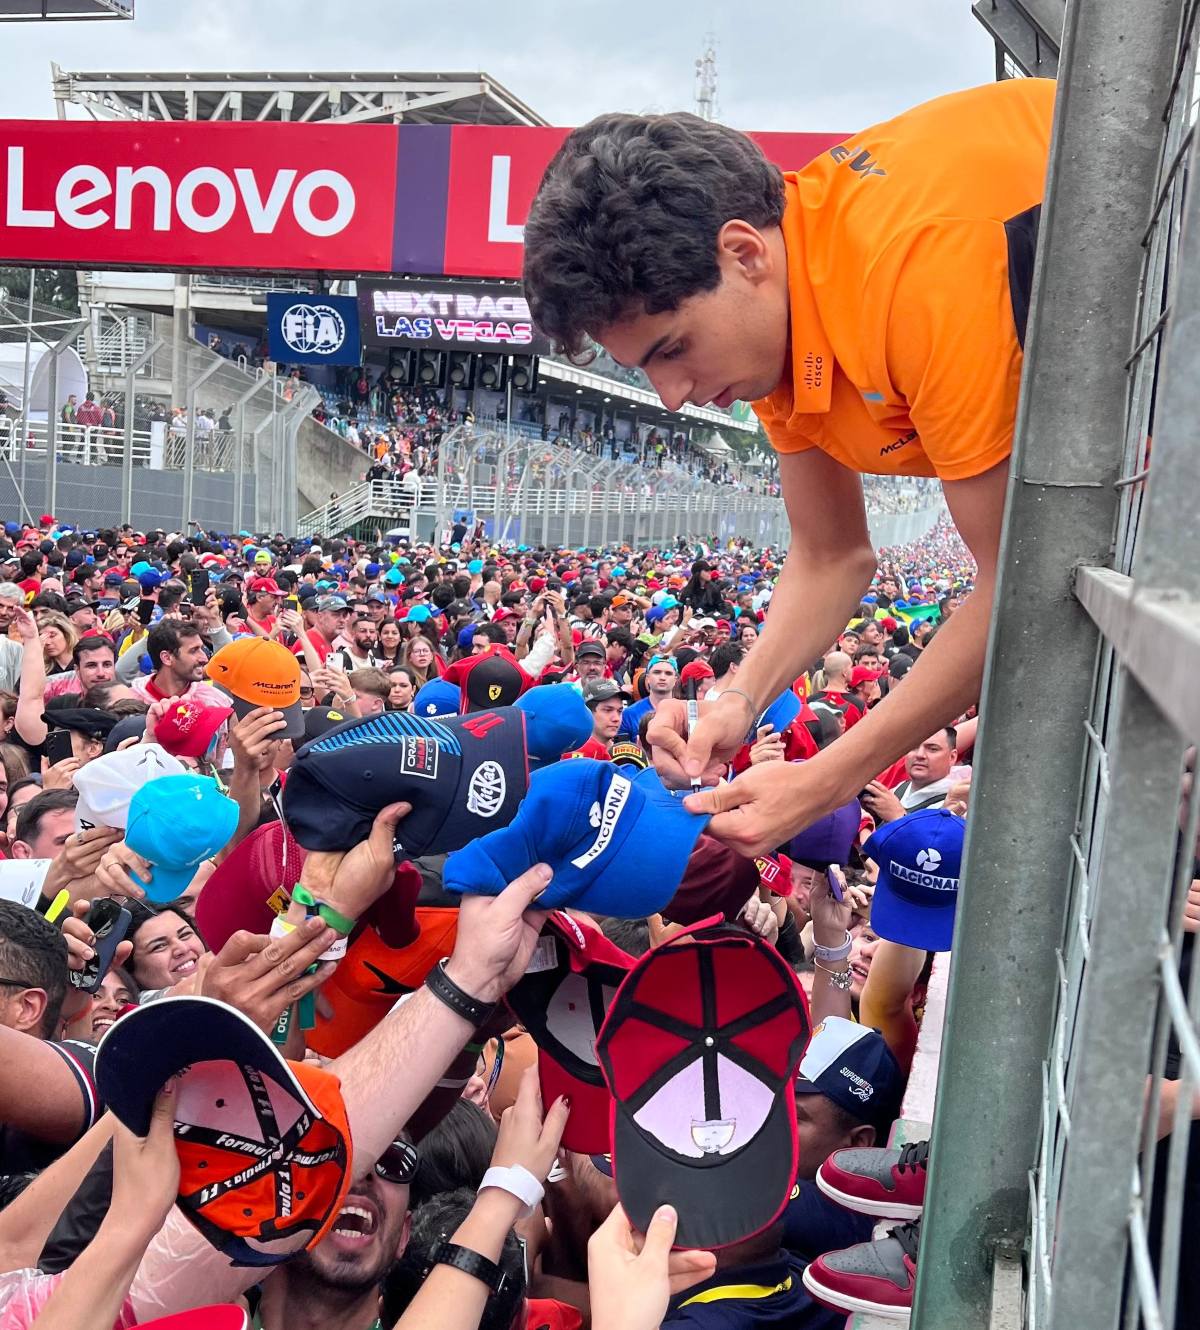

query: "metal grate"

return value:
[914, 4, 1200, 1327]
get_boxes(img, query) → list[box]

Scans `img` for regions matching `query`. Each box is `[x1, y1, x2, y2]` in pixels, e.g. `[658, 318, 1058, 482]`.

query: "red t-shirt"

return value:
[563, 737, 611, 761]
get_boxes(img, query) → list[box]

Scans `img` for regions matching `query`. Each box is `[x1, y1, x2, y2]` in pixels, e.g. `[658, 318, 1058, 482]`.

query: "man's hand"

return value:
[42, 826, 125, 903]
[748, 723, 785, 766]
[11, 606, 38, 644]
[110, 1084, 182, 1240]
[588, 1204, 716, 1330]
[93, 840, 154, 902]
[229, 707, 289, 775]
[143, 696, 175, 746]
[683, 761, 842, 859]
[279, 607, 304, 635]
[738, 893, 780, 945]
[647, 694, 753, 789]
[298, 801, 411, 923]
[860, 780, 905, 825]
[182, 918, 339, 1034]
[41, 757, 81, 791]
[190, 590, 221, 636]
[445, 864, 553, 1004]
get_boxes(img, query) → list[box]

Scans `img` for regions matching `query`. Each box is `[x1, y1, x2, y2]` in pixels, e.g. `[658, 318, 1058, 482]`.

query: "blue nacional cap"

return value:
[125, 773, 240, 904]
[794, 1017, 903, 1132]
[863, 807, 965, 952]
[443, 761, 710, 918]
[412, 678, 460, 718]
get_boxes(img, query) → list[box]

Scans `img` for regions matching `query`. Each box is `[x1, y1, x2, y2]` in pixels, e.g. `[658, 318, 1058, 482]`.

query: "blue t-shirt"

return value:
[663, 1253, 841, 1329]
[617, 696, 653, 740]
[781, 1179, 873, 1262]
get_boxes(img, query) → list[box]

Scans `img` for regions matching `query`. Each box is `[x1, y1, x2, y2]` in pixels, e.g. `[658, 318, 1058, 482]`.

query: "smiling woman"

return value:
[124, 902, 207, 993]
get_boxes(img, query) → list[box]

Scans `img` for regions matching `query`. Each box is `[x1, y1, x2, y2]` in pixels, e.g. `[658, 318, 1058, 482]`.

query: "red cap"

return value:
[247, 576, 284, 596]
[662, 834, 759, 925]
[849, 666, 883, 690]
[882, 616, 898, 632]
[679, 659, 715, 687]
[491, 607, 516, 623]
[507, 912, 634, 1154]
[155, 697, 234, 759]
[529, 576, 546, 593]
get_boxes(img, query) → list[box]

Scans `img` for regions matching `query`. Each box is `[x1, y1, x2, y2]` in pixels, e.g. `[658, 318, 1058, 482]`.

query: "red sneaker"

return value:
[816, 1138, 928, 1219]
[802, 1218, 920, 1322]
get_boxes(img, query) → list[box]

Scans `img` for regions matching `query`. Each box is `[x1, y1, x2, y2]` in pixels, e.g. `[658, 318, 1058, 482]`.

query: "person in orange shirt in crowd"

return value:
[523, 78, 1054, 855]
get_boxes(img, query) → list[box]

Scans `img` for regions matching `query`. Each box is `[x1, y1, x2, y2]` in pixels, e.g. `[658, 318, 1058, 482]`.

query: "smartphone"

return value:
[285, 594, 300, 611]
[69, 899, 132, 993]
[826, 864, 845, 903]
[44, 728, 74, 766]
[189, 567, 210, 603]
[136, 598, 155, 626]
[180, 601, 194, 616]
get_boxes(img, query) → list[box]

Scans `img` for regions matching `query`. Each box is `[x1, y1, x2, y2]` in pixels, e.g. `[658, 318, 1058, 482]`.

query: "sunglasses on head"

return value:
[374, 1137, 419, 1186]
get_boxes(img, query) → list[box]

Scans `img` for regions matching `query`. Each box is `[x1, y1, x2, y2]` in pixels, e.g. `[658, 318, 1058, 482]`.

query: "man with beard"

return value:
[254, 1133, 417, 1330]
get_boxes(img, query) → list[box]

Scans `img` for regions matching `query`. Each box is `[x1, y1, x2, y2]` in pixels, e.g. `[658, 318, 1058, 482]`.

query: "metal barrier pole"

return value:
[912, 2, 1188, 1324]
[16, 274, 36, 507]
[230, 378, 269, 536]
[122, 338, 163, 526]
[182, 360, 222, 529]
[44, 321, 86, 520]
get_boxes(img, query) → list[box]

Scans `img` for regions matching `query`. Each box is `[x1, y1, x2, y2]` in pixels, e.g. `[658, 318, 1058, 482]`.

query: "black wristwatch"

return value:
[424, 958, 497, 1028]
[430, 1240, 509, 1295]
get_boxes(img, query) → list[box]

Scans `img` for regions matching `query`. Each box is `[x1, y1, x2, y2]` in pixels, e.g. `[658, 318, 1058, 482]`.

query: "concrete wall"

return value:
[0, 459, 254, 533]
[294, 418, 370, 516]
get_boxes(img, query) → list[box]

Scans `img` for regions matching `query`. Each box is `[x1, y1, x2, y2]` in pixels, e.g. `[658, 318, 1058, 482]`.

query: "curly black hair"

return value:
[523, 111, 785, 361]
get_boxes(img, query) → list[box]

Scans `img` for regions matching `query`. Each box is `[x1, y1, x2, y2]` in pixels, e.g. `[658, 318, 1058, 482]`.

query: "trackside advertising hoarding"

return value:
[0, 120, 845, 279]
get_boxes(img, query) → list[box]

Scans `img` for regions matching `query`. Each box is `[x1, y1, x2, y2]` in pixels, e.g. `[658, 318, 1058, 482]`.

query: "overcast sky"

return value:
[1, 0, 994, 131]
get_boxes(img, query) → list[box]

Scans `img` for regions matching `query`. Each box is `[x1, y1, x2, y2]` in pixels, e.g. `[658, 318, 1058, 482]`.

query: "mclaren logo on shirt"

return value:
[829, 144, 887, 179]
[880, 430, 917, 457]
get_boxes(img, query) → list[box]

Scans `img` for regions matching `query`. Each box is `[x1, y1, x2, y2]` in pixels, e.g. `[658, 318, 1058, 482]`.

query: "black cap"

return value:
[42, 707, 119, 739]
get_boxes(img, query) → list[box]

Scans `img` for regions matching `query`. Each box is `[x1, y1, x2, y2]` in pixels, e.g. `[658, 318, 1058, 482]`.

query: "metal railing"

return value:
[916, 3, 1200, 1327]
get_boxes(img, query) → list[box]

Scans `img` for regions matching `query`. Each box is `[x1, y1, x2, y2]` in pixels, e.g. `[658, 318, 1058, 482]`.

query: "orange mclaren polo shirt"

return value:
[753, 78, 1055, 481]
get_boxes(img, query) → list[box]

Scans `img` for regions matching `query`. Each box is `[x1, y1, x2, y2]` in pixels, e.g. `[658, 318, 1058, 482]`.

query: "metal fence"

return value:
[915, 3, 1200, 1327]
[298, 424, 948, 548]
[0, 295, 318, 532]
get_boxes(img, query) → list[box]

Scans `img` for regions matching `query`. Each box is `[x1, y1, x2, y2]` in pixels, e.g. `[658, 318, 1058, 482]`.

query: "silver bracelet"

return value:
[718, 686, 757, 714]
[813, 931, 853, 963]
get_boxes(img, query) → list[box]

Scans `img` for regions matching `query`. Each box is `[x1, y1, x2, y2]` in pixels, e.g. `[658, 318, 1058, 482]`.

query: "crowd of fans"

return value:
[0, 505, 993, 1328]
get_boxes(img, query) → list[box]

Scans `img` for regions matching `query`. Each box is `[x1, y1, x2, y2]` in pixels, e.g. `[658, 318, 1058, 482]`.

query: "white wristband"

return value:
[478, 1164, 544, 1219]
[269, 913, 348, 962]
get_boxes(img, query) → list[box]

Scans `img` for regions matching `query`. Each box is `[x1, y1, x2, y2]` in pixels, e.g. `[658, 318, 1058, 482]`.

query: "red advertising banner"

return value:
[0, 119, 845, 279]
[1, 119, 397, 272]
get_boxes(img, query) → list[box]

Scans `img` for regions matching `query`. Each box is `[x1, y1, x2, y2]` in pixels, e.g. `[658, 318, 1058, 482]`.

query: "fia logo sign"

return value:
[280, 302, 347, 356]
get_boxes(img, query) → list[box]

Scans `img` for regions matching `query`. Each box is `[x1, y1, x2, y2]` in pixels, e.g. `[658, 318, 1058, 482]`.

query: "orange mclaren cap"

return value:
[206, 638, 304, 740]
[96, 996, 352, 1268]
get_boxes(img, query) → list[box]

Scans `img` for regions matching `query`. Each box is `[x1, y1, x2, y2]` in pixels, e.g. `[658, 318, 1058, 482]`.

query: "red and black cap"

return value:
[596, 924, 810, 1250]
[463, 652, 527, 712]
[283, 708, 529, 857]
[507, 912, 634, 1154]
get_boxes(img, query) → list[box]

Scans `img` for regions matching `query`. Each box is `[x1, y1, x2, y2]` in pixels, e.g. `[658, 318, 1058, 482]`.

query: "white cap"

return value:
[74, 743, 187, 832]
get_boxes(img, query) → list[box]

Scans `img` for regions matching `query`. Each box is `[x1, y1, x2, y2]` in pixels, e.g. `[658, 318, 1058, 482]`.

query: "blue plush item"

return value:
[412, 679, 460, 718]
[513, 684, 592, 764]
[124, 774, 239, 904]
[444, 762, 709, 917]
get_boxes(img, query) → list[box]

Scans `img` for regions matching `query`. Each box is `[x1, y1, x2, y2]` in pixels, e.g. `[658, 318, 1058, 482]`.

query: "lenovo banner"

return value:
[0, 120, 844, 279]
[359, 279, 552, 354]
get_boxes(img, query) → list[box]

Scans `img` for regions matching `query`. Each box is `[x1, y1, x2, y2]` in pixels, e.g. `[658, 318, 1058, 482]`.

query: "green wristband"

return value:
[292, 883, 356, 936]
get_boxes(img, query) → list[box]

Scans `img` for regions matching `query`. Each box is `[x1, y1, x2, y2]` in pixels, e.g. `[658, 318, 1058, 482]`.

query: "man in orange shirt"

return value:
[523, 79, 1053, 854]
